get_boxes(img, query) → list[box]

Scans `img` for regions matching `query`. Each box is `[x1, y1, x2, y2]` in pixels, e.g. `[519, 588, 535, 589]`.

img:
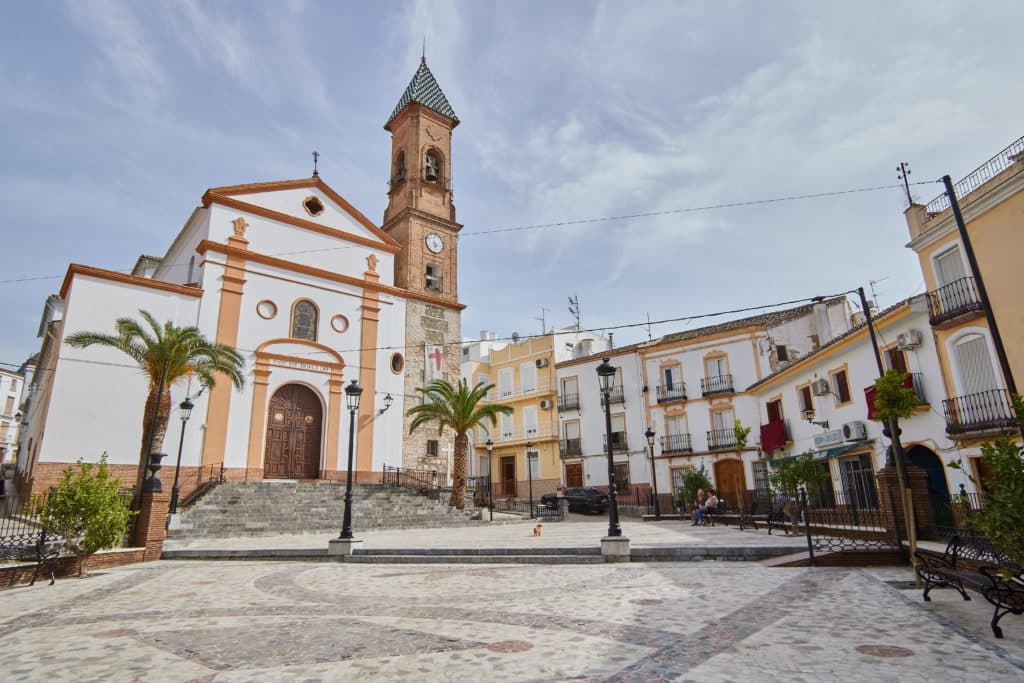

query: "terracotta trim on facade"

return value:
[197, 240, 467, 311]
[203, 192, 401, 254]
[59, 264, 203, 300]
[356, 267, 381, 473]
[246, 361, 271, 472]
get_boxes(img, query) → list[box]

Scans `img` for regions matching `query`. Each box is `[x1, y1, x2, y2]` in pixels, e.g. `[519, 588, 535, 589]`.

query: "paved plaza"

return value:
[3, 530, 1023, 682]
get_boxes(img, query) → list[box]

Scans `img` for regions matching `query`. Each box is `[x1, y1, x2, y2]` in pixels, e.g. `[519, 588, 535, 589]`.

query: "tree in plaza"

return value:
[870, 369, 920, 423]
[675, 464, 713, 513]
[768, 451, 831, 498]
[65, 310, 245, 490]
[408, 379, 513, 509]
[38, 456, 134, 577]
[953, 394, 1024, 568]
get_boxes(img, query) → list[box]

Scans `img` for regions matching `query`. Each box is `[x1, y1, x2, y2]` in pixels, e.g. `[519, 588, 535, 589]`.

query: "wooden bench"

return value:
[915, 532, 1024, 638]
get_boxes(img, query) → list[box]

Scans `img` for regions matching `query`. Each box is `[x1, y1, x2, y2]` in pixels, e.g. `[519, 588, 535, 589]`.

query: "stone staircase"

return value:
[170, 481, 479, 539]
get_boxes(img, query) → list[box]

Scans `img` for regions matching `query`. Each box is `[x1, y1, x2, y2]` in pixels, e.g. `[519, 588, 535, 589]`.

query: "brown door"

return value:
[264, 384, 323, 479]
[565, 463, 583, 488]
[500, 456, 517, 497]
[713, 459, 745, 508]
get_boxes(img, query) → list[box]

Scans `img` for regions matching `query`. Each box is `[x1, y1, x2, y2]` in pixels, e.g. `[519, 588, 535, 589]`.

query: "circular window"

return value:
[330, 314, 349, 333]
[303, 195, 325, 217]
[390, 353, 404, 374]
[256, 300, 278, 320]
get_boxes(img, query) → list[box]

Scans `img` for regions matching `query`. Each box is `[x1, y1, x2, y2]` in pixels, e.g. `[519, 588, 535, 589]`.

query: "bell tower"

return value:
[383, 58, 464, 474]
[382, 56, 461, 304]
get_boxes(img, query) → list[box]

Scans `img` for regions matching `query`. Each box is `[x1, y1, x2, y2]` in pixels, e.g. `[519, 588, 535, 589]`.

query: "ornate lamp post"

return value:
[168, 396, 195, 516]
[645, 426, 661, 519]
[596, 358, 622, 537]
[485, 438, 494, 522]
[338, 379, 363, 540]
[526, 441, 535, 519]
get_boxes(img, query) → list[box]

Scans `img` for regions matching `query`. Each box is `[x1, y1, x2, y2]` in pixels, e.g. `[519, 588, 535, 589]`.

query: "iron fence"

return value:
[924, 134, 1024, 216]
[927, 276, 983, 324]
[382, 465, 441, 496]
[943, 389, 1018, 435]
[930, 486, 985, 541]
[177, 462, 226, 510]
[798, 487, 903, 560]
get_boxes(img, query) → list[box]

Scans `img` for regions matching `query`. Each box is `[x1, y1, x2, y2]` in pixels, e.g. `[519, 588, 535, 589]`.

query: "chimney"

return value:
[608, 332, 615, 349]
[811, 297, 831, 345]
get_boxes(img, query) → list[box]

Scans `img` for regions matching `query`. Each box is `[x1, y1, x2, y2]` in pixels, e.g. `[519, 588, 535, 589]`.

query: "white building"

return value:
[0, 366, 27, 467]
[18, 58, 467, 499]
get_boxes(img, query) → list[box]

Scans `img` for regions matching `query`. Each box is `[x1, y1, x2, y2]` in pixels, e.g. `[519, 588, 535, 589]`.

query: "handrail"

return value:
[924, 135, 1024, 216]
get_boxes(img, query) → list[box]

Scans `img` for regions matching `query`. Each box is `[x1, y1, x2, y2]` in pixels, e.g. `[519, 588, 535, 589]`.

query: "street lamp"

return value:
[485, 438, 494, 522]
[801, 407, 830, 430]
[596, 358, 622, 537]
[338, 379, 363, 540]
[168, 395, 195, 516]
[526, 441, 535, 519]
[645, 426, 661, 519]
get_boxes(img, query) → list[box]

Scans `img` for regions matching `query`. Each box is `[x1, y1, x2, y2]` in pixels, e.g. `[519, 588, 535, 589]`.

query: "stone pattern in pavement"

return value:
[2, 559, 1023, 681]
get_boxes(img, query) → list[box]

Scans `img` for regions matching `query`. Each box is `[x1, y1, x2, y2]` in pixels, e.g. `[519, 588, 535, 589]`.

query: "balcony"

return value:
[759, 419, 789, 453]
[559, 438, 582, 457]
[660, 433, 693, 454]
[655, 383, 687, 403]
[924, 134, 1024, 218]
[495, 424, 556, 443]
[600, 386, 625, 406]
[706, 428, 737, 451]
[558, 393, 580, 411]
[865, 373, 926, 420]
[603, 431, 629, 452]
[942, 389, 1017, 436]
[701, 374, 734, 397]
[926, 277, 984, 328]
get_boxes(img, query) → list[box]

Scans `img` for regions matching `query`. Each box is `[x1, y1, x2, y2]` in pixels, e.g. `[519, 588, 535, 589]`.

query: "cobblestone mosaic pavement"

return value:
[2, 560, 1023, 681]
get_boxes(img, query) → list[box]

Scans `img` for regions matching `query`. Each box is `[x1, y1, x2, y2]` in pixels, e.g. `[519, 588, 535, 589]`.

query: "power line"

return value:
[0, 180, 940, 286]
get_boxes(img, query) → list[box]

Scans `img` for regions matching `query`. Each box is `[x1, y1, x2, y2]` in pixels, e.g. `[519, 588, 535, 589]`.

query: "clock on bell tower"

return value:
[382, 56, 461, 305]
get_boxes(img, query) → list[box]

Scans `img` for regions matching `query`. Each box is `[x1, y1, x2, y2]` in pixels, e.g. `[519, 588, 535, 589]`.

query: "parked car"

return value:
[540, 487, 609, 514]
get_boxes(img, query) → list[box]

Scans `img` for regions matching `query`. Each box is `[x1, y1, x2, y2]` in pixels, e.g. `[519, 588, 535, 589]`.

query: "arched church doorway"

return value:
[264, 384, 323, 479]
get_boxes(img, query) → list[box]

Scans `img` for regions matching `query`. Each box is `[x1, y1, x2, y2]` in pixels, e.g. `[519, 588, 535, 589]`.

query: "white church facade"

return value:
[17, 59, 464, 499]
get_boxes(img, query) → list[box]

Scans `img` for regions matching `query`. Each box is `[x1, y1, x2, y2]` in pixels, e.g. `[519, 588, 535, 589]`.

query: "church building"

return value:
[16, 59, 464, 498]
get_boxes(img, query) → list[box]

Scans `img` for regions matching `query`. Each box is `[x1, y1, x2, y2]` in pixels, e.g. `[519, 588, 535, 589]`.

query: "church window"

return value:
[291, 300, 318, 341]
[390, 353, 404, 374]
[393, 151, 406, 184]
[425, 263, 442, 292]
[303, 195, 325, 217]
[425, 151, 440, 181]
[427, 439, 439, 457]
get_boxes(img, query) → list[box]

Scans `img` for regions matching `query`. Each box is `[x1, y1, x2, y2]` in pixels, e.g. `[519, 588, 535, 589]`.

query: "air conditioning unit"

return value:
[539, 399, 553, 409]
[811, 378, 830, 396]
[535, 358, 549, 368]
[897, 329, 923, 350]
[842, 421, 868, 441]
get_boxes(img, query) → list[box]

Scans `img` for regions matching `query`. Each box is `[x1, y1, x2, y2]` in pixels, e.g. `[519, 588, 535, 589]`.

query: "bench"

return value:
[737, 499, 793, 534]
[0, 530, 61, 586]
[915, 532, 1024, 638]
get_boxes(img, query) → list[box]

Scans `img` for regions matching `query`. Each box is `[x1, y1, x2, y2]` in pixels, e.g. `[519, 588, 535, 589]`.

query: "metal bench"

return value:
[1, 529, 61, 586]
[915, 531, 1023, 638]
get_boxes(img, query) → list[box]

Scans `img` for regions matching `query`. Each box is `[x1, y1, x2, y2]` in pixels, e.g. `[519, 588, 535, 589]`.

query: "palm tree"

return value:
[408, 378, 513, 509]
[65, 310, 245, 490]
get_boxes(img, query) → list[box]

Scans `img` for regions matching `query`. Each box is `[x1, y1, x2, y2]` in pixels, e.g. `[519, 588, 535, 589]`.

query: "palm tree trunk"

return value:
[448, 432, 469, 509]
[136, 385, 171, 494]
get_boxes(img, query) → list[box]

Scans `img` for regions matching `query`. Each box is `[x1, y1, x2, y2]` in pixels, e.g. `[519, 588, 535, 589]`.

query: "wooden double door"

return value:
[264, 384, 323, 479]
[713, 459, 746, 508]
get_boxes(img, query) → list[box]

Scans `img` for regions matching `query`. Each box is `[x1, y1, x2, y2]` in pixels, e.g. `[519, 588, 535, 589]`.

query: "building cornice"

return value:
[59, 264, 204, 300]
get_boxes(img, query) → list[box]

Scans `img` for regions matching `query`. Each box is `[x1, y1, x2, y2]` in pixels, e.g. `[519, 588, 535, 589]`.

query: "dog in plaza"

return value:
[533, 524, 543, 536]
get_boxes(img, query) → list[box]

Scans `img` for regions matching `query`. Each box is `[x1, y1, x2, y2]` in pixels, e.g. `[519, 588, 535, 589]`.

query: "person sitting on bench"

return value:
[692, 489, 719, 525]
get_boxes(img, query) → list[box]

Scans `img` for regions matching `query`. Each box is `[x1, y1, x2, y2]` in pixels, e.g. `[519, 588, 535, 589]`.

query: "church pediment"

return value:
[203, 177, 401, 252]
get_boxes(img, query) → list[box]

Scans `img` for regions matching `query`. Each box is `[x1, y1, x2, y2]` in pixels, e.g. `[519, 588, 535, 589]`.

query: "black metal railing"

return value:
[799, 487, 903, 562]
[924, 134, 1024, 216]
[559, 438, 582, 457]
[926, 277, 983, 325]
[601, 386, 625, 405]
[0, 494, 51, 561]
[701, 374, 734, 396]
[558, 394, 580, 411]
[943, 389, 1017, 435]
[706, 428, 737, 451]
[660, 433, 693, 454]
[930, 485, 985, 541]
[176, 462, 226, 510]
[382, 465, 441, 496]
[466, 474, 493, 509]
[656, 383, 687, 403]
[603, 432, 628, 452]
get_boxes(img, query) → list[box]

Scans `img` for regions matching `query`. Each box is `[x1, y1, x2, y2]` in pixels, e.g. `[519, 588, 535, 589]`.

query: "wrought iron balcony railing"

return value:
[600, 386, 625, 406]
[655, 383, 687, 403]
[660, 433, 693, 454]
[943, 389, 1017, 436]
[924, 134, 1024, 217]
[558, 393, 580, 411]
[706, 427, 738, 451]
[701, 374, 734, 397]
[927, 277, 983, 326]
[559, 438, 582, 457]
[602, 431, 629, 452]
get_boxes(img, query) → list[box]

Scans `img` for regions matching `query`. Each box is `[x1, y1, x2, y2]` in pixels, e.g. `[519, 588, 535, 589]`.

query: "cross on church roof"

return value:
[312, 150, 319, 177]
[384, 57, 459, 131]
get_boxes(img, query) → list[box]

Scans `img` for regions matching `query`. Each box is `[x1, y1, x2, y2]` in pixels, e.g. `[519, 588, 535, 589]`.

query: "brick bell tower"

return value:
[382, 57, 464, 474]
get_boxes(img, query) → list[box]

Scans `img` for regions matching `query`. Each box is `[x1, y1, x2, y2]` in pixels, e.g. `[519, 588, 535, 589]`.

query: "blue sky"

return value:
[2, 1, 1023, 368]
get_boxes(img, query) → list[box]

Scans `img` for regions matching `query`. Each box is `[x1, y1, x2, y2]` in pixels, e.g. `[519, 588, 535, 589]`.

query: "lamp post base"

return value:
[600, 536, 631, 562]
[328, 538, 363, 557]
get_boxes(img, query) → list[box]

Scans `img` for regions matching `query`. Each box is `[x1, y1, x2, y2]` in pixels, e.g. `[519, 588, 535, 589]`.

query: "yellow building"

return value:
[903, 134, 1023, 485]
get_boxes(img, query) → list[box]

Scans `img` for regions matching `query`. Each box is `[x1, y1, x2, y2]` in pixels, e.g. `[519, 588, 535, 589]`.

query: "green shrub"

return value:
[675, 465, 713, 512]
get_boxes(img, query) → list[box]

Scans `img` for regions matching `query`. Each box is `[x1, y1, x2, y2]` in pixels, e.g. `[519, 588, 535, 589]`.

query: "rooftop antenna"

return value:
[312, 150, 319, 177]
[645, 312, 653, 341]
[568, 295, 581, 329]
[897, 162, 912, 206]
[534, 306, 550, 335]
[422, 35, 426, 61]
[869, 277, 887, 311]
